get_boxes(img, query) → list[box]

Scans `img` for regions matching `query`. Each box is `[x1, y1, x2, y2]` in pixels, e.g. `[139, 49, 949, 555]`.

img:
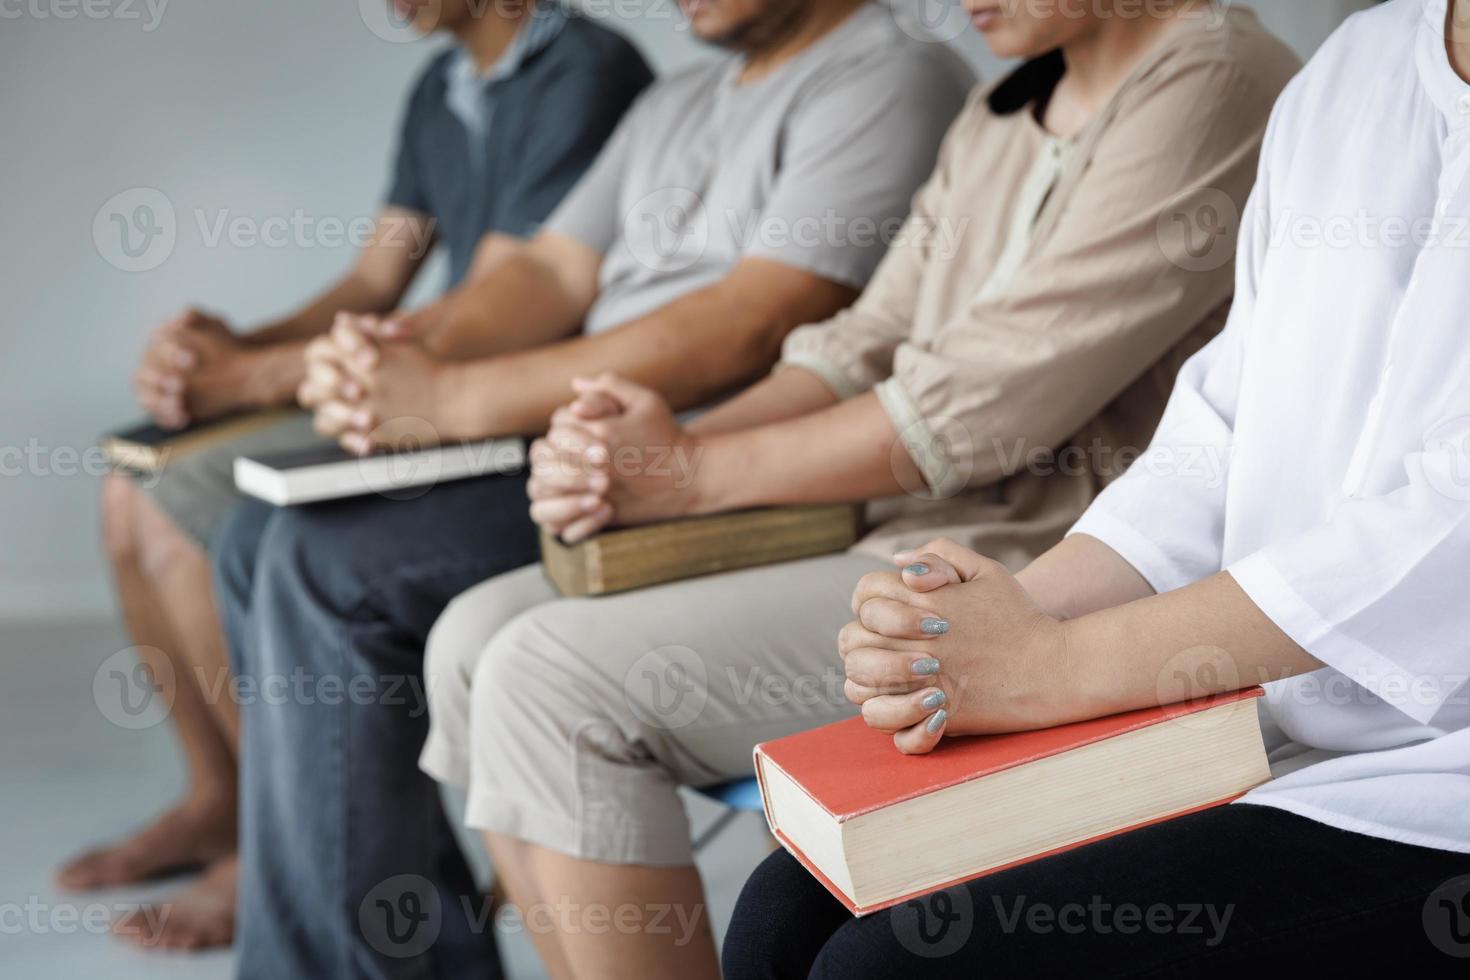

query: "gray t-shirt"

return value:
[546, 2, 974, 334]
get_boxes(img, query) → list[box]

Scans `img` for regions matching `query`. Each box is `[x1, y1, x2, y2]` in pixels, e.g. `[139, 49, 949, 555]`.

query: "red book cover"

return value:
[754, 688, 1265, 914]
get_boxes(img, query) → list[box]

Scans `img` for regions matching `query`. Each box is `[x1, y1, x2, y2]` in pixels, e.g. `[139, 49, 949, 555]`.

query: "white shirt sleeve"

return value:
[1228, 451, 1470, 726]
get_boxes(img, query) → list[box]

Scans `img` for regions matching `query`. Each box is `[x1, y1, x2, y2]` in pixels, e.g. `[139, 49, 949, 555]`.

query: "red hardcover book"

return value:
[754, 689, 1269, 915]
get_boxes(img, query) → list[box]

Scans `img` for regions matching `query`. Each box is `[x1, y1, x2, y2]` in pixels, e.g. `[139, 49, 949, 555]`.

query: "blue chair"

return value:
[692, 778, 766, 852]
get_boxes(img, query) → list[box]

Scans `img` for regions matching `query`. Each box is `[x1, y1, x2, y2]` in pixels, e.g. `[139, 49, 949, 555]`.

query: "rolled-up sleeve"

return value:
[887, 57, 1275, 498]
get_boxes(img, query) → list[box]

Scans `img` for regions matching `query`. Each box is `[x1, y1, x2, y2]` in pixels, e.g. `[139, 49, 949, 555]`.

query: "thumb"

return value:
[569, 389, 623, 421]
[570, 373, 656, 413]
[894, 553, 964, 593]
[893, 538, 995, 584]
[376, 310, 421, 342]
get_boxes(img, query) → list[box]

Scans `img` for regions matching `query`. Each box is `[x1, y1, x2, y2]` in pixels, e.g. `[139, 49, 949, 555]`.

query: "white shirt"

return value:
[1071, 0, 1470, 855]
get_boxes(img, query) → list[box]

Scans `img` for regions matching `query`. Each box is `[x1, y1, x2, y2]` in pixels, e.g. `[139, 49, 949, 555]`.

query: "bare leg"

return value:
[484, 832, 574, 980]
[485, 832, 720, 980]
[59, 475, 242, 949]
[58, 475, 237, 890]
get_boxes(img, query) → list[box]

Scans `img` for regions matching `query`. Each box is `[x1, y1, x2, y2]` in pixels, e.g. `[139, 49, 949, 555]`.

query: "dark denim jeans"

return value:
[213, 472, 539, 980]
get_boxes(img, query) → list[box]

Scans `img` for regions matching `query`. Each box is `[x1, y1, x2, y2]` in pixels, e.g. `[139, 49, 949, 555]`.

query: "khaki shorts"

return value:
[135, 412, 326, 547]
[420, 551, 890, 866]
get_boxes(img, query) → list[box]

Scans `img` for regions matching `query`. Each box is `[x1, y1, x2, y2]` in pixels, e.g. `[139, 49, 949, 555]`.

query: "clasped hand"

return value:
[298, 312, 446, 456]
[528, 374, 701, 543]
[842, 538, 1076, 755]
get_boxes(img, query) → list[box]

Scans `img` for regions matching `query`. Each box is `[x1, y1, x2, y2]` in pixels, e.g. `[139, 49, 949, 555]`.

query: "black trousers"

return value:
[723, 804, 1470, 978]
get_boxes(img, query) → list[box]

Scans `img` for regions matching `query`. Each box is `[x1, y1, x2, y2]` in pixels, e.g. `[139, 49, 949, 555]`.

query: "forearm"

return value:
[422, 251, 587, 360]
[1015, 533, 1157, 621]
[685, 365, 839, 437]
[685, 391, 921, 513]
[1059, 571, 1323, 717]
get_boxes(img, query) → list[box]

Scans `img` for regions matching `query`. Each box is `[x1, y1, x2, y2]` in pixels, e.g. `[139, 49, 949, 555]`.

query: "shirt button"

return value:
[1440, 198, 1452, 215]
[1459, 93, 1470, 114]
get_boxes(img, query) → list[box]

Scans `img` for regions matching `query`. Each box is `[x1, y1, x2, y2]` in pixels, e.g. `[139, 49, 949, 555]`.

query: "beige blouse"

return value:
[780, 7, 1301, 568]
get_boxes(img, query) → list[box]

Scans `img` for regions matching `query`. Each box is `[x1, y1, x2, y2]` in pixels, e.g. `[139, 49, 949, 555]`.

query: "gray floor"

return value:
[0, 617, 772, 978]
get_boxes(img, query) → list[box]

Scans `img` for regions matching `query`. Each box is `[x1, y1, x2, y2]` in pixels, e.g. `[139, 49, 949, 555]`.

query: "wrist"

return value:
[430, 361, 480, 442]
[683, 432, 742, 516]
[237, 344, 298, 409]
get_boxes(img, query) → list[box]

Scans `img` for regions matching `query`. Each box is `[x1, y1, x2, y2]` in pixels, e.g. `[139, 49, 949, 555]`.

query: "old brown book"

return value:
[541, 504, 862, 597]
[102, 410, 298, 473]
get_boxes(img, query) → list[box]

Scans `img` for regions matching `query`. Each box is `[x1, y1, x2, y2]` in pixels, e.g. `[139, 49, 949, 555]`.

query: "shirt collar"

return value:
[1417, 0, 1470, 130]
[445, 4, 566, 128]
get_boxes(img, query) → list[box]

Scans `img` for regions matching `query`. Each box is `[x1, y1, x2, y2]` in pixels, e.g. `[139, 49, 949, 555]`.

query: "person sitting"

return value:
[419, 1, 1298, 977]
[725, 0, 1470, 975]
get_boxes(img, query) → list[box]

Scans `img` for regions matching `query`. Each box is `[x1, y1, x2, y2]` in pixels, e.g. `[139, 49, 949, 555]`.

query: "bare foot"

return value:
[56, 796, 236, 891]
[112, 854, 238, 952]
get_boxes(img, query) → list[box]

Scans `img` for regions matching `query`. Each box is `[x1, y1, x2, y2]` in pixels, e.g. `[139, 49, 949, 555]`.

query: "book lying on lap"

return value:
[233, 439, 525, 506]
[755, 688, 1269, 916]
[540, 504, 861, 596]
[101, 410, 297, 473]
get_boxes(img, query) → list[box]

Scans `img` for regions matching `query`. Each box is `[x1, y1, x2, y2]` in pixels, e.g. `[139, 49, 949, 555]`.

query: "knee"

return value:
[468, 608, 594, 734]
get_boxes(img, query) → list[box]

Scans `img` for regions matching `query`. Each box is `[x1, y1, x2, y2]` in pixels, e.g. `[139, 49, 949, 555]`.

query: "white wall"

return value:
[0, 0, 1374, 619]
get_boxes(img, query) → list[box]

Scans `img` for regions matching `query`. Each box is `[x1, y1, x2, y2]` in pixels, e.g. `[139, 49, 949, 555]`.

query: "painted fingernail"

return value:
[904, 563, 930, 576]
[921, 617, 950, 635]
[926, 709, 948, 734]
[921, 690, 946, 710]
[912, 658, 940, 676]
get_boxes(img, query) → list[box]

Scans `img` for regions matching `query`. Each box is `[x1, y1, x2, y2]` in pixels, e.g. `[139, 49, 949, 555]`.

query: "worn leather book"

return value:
[101, 410, 297, 473]
[756, 689, 1270, 915]
[540, 504, 862, 597]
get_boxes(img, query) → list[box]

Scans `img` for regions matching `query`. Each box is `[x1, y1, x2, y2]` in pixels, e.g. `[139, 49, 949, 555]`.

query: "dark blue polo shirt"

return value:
[385, 6, 652, 289]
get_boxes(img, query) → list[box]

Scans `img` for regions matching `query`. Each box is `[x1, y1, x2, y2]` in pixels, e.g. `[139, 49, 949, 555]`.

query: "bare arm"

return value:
[685, 365, 840, 437]
[432, 257, 857, 438]
[415, 231, 600, 360]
